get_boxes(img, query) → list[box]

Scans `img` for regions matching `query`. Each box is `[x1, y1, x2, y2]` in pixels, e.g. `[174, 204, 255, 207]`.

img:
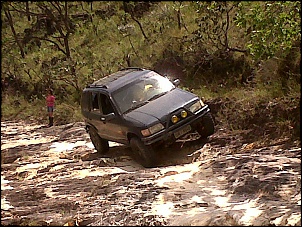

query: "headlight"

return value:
[141, 123, 164, 137]
[189, 100, 204, 113]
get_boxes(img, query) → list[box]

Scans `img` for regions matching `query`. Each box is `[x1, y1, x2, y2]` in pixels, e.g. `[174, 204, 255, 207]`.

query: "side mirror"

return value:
[173, 78, 180, 86]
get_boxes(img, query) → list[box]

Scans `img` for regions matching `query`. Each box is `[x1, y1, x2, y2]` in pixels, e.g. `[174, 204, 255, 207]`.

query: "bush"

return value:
[54, 103, 84, 125]
[1, 92, 83, 125]
[1, 93, 45, 123]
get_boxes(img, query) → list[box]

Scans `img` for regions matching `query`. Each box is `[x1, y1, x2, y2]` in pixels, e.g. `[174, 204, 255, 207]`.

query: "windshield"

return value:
[112, 71, 175, 114]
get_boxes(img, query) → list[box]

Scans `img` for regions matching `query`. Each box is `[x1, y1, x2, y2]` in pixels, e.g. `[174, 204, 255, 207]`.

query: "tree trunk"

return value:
[131, 15, 149, 41]
[4, 9, 25, 58]
[26, 2, 30, 21]
[177, 9, 181, 30]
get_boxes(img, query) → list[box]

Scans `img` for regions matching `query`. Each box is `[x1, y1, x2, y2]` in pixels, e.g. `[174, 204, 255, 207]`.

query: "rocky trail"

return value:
[1, 120, 301, 226]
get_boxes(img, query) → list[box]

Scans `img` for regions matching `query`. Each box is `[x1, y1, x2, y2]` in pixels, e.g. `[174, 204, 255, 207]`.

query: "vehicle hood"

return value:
[123, 88, 198, 125]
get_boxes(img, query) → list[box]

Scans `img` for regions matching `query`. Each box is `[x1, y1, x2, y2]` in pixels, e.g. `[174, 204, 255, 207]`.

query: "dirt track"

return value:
[1, 120, 301, 226]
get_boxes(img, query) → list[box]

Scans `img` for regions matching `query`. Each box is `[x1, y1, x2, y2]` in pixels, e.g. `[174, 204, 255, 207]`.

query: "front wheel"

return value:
[197, 112, 215, 138]
[130, 137, 156, 168]
[88, 127, 109, 154]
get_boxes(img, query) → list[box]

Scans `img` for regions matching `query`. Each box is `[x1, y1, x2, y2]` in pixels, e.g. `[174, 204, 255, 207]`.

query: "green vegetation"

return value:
[1, 1, 300, 142]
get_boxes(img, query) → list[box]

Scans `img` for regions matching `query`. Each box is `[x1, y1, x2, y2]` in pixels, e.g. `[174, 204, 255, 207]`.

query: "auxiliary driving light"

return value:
[181, 110, 187, 118]
[171, 115, 179, 123]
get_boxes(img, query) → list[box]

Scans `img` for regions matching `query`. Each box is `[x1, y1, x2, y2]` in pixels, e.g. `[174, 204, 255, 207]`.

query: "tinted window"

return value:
[91, 92, 100, 112]
[99, 94, 114, 115]
[81, 92, 90, 111]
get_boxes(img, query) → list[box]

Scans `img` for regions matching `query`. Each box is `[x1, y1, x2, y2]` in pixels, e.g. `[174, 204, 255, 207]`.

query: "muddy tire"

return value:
[130, 137, 156, 168]
[197, 112, 215, 138]
[88, 127, 109, 154]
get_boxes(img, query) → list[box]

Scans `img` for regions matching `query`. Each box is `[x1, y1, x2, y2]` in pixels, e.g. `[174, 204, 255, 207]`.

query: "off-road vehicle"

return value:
[81, 67, 215, 167]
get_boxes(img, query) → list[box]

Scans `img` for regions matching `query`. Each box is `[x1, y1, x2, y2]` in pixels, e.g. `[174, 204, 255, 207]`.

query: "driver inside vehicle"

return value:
[130, 84, 145, 104]
[116, 77, 164, 113]
[131, 81, 161, 105]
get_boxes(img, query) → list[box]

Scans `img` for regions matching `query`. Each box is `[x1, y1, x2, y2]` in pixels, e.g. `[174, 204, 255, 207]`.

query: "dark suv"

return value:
[81, 67, 215, 167]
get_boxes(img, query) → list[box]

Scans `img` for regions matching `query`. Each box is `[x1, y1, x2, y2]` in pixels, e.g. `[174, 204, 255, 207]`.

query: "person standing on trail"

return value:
[46, 89, 55, 127]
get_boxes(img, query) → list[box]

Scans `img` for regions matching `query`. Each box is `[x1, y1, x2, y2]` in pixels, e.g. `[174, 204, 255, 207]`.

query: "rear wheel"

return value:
[130, 137, 156, 168]
[88, 127, 109, 154]
[197, 112, 215, 138]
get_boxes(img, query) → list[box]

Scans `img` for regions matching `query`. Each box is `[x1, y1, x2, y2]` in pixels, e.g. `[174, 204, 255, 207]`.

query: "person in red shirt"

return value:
[46, 89, 55, 127]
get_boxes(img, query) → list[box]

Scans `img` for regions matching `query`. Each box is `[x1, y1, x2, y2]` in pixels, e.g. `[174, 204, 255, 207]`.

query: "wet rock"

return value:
[1, 121, 300, 226]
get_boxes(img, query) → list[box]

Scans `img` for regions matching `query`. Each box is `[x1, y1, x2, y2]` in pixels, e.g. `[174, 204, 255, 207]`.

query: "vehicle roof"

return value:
[85, 67, 152, 92]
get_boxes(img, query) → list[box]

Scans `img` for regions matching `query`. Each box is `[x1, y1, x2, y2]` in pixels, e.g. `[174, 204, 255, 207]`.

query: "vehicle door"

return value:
[96, 92, 127, 143]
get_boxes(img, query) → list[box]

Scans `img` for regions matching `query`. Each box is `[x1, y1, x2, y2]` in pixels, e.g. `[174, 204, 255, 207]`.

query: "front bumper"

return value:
[141, 105, 210, 146]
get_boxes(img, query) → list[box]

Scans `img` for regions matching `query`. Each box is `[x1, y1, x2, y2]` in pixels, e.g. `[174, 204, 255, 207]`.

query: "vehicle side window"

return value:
[99, 94, 114, 115]
[81, 92, 90, 111]
[91, 92, 100, 112]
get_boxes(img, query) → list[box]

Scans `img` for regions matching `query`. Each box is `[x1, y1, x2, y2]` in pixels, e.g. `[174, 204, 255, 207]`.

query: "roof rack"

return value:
[119, 67, 144, 71]
[86, 84, 107, 88]
[85, 67, 146, 89]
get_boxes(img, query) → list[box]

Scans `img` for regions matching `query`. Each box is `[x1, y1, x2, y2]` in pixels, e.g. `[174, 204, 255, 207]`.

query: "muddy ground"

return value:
[1, 120, 301, 226]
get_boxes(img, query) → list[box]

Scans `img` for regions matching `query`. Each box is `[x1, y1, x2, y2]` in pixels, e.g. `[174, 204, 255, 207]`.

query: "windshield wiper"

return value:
[124, 101, 149, 114]
[148, 91, 168, 101]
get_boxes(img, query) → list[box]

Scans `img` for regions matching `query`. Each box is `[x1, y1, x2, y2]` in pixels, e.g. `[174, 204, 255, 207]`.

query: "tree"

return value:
[234, 1, 301, 61]
[2, 1, 89, 102]
[192, 1, 246, 55]
[122, 1, 151, 41]
[35, 1, 74, 58]
[3, 3, 25, 58]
